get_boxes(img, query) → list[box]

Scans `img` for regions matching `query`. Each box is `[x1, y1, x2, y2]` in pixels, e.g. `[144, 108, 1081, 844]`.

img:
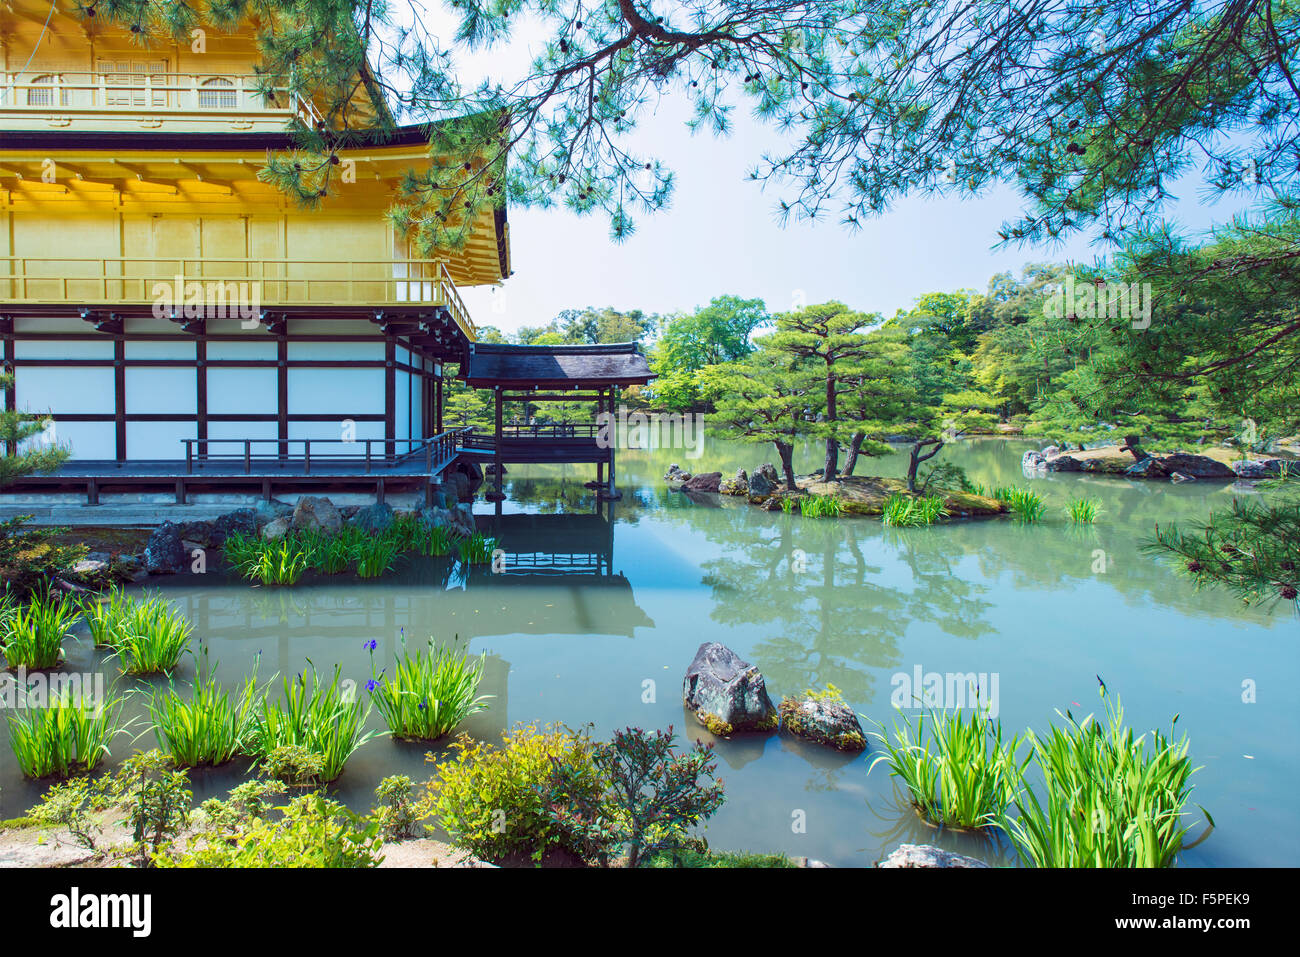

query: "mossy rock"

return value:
[778, 689, 867, 752]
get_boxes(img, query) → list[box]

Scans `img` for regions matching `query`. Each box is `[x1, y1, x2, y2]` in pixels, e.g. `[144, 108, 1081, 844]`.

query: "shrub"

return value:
[160, 792, 383, 868]
[544, 726, 726, 867]
[259, 744, 327, 788]
[108, 595, 193, 675]
[869, 700, 1028, 830]
[1, 592, 80, 670]
[249, 665, 378, 783]
[0, 516, 86, 598]
[367, 640, 490, 741]
[1004, 686, 1211, 868]
[113, 750, 192, 868]
[148, 672, 260, 767]
[7, 685, 126, 778]
[28, 774, 112, 851]
[1065, 498, 1101, 523]
[423, 723, 603, 863]
[372, 775, 422, 841]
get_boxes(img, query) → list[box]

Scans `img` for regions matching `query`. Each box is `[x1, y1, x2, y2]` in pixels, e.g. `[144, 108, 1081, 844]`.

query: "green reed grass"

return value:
[1065, 498, 1101, 523]
[414, 523, 457, 557]
[1003, 689, 1210, 868]
[801, 494, 845, 518]
[1003, 487, 1047, 523]
[79, 586, 136, 649]
[249, 540, 309, 586]
[457, 531, 498, 565]
[109, 595, 193, 675]
[7, 686, 126, 778]
[1, 593, 81, 670]
[869, 702, 1028, 830]
[881, 493, 950, 527]
[249, 664, 378, 783]
[368, 640, 491, 741]
[355, 537, 401, 578]
[148, 671, 261, 767]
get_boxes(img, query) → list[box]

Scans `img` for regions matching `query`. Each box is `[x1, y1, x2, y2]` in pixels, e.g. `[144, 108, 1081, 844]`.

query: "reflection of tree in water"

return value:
[695, 517, 996, 707]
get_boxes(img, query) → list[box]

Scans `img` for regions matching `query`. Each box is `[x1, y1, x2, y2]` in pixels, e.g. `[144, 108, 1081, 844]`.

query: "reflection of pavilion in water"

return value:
[165, 504, 651, 742]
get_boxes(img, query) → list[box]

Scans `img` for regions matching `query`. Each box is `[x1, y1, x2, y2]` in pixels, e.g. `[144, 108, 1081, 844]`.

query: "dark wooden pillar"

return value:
[276, 323, 288, 461]
[1, 317, 13, 457]
[384, 338, 396, 459]
[114, 334, 126, 461]
[195, 335, 208, 458]
[490, 385, 504, 500]
[608, 386, 618, 497]
[435, 367, 444, 435]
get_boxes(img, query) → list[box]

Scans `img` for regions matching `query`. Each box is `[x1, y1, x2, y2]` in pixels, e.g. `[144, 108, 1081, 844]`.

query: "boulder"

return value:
[1021, 449, 1046, 471]
[1040, 444, 1061, 459]
[877, 844, 990, 869]
[1044, 454, 1085, 472]
[211, 508, 258, 546]
[177, 520, 216, 548]
[447, 471, 471, 501]
[143, 522, 187, 575]
[1124, 456, 1167, 478]
[350, 502, 395, 534]
[665, 463, 684, 480]
[451, 503, 477, 538]
[1231, 458, 1288, 479]
[682, 471, 722, 493]
[747, 465, 778, 497]
[683, 642, 778, 736]
[719, 469, 749, 496]
[255, 499, 294, 524]
[1154, 452, 1235, 479]
[292, 496, 342, 534]
[262, 517, 291, 542]
[1169, 471, 1195, 483]
[418, 506, 452, 531]
[778, 691, 866, 751]
[71, 559, 110, 579]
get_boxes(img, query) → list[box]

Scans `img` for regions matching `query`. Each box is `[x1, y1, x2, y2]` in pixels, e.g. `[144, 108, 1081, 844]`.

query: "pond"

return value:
[2, 437, 1296, 867]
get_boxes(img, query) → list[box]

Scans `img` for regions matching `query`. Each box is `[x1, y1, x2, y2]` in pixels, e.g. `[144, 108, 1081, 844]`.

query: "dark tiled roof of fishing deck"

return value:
[461, 342, 655, 389]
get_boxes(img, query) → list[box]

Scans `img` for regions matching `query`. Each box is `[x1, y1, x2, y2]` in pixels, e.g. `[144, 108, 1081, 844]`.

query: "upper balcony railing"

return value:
[0, 71, 321, 129]
[0, 256, 475, 338]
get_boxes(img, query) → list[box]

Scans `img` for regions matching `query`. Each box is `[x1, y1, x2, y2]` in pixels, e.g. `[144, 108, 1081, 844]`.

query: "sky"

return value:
[401, 8, 1251, 337]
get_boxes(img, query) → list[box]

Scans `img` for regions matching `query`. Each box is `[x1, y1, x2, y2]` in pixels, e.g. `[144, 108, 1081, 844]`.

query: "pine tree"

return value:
[0, 371, 67, 487]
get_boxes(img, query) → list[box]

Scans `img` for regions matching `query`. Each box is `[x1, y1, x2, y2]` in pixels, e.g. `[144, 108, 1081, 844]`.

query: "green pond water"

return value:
[2, 437, 1296, 867]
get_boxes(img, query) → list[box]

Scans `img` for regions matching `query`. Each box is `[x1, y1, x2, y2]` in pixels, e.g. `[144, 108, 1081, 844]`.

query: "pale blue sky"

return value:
[408, 11, 1249, 336]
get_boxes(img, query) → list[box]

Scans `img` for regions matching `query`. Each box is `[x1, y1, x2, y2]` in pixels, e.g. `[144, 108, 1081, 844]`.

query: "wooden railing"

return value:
[0, 71, 319, 126]
[0, 257, 476, 338]
[181, 429, 472, 476]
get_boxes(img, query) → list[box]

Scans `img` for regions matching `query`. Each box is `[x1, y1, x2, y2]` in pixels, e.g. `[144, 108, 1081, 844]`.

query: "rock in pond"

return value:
[683, 642, 778, 736]
[211, 508, 258, 546]
[350, 502, 395, 534]
[747, 463, 779, 497]
[1155, 452, 1235, 479]
[682, 471, 722, 492]
[143, 522, 188, 575]
[877, 844, 990, 869]
[778, 691, 866, 751]
[1231, 458, 1289, 479]
[261, 517, 291, 542]
[719, 469, 749, 495]
[292, 495, 342, 534]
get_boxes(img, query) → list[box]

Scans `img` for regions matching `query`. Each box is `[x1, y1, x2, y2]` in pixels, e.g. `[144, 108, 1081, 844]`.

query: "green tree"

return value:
[699, 348, 818, 491]
[764, 302, 887, 481]
[1, 371, 67, 487]
[652, 296, 770, 410]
